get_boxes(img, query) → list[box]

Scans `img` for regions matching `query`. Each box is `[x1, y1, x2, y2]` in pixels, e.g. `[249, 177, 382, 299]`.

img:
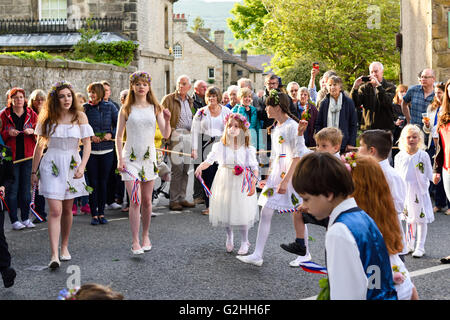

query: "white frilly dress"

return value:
[258, 118, 310, 212]
[394, 149, 434, 224]
[206, 142, 259, 229]
[121, 105, 158, 182]
[36, 122, 94, 200]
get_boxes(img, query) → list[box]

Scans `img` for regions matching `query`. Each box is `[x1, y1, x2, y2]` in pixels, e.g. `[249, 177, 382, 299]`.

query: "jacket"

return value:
[161, 91, 194, 140]
[315, 92, 358, 152]
[231, 104, 261, 148]
[350, 79, 396, 131]
[83, 100, 118, 151]
[292, 102, 318, 147]
[0, 106, 37, 161]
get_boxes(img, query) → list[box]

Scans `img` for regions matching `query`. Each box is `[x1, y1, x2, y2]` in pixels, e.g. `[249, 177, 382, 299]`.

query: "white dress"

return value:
[36, 123, 94, 200]
[258, 118, 309, 211]
[206, 142, 259, 229]
[121, 105, 158, 182]
[394, 150, 434, 224]
[389, 254, 414, 300]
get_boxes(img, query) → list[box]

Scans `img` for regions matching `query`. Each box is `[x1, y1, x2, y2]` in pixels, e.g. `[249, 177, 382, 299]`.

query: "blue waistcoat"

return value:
[334, 207, 398, 300]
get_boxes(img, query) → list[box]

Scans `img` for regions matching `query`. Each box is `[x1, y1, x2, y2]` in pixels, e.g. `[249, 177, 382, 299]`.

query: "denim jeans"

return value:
[86, 151, 114, 217]
[6, 160, 32, 223]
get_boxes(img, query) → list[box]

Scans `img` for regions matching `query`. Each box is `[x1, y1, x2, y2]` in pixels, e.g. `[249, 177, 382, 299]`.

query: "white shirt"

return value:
[191, 106, 231, 151]
[177, 98, 193, 131]
[379, 159, 406, 215]
[326, 197, 368, 300]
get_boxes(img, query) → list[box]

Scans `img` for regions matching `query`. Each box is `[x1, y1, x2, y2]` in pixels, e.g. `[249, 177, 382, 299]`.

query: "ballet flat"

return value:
[60, 255, 71, 261]
[131, 247, 144, 255]
[236, 255, 263, 267]
[48, 260, 60, 270]
[142, 245, 152, 252]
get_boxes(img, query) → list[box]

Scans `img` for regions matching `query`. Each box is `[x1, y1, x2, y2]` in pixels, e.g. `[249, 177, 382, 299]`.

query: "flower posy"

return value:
[340, 152, 357, 171]
[58, 287, 79, 300]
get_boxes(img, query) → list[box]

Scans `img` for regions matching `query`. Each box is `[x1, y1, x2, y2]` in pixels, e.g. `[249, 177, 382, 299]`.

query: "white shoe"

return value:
[142, 245, 152, 252]
[22, 219, 35, 229]
[236, 255, 263, 267]
[107, 203, 122, 210]
[412, 248, 425, 258]
[131, 247, 144, 255]
[12, 221, 25, 230]
[289, 252, 312, 267]
[60, 254, 72, 261]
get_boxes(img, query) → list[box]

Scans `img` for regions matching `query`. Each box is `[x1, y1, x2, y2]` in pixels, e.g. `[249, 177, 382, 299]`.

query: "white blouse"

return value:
[191, 106, 231, 151]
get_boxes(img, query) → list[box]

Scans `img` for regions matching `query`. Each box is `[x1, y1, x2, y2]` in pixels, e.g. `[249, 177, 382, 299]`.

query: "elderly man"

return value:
[192, 80, 207, 112]
[402, 69, 436, 126]
[160, 75, 195, 211]
[287, 81, 301, 108]
[350, 62, 396, 131]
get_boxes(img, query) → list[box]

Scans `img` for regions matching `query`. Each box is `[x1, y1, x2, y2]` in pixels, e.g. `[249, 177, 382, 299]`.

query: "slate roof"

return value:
[186, 31, 262, 73]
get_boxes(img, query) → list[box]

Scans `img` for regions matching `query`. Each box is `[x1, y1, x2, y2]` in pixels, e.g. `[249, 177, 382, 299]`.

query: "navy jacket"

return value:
[83, 100, 118, 151]
[315, 92, 358, 152]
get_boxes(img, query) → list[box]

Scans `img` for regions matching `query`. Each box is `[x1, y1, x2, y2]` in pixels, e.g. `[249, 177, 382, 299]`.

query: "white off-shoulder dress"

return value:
[36, 122, 94, 200]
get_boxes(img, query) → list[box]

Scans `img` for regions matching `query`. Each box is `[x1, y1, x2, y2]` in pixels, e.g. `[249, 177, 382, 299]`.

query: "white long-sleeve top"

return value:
[379, 159, 406, 215]
[326, 197, 368, 300]
[191, 106, 231, 151]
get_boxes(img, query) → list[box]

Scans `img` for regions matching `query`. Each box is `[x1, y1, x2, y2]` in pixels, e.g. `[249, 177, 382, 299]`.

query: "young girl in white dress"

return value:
[31, 81, 94, 269]
[115, 72, 171, 255]
[195, 113, 259, 254]
[394, 124, 434, 258]
[237, 90, 309, 266]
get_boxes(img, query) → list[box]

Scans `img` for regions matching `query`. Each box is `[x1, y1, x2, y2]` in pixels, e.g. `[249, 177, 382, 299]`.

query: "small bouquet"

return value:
[51, 161, 59, 177]
[233, 165, 243, 176]
[415, 162, 424, 174]
[83, 183, 94, 194]
[143, 147, 150, 161]
[392, 265, 405, 285]
[67, 181, 78, 194]
[130, 148, 137, 162]
[341, 152, 357, 171]
[95, 132, 106, 140]
[301, 106, 311, 121]
[70, 156, 78, 170]
[0, 146, 12, 164]
[58, 287, 79, 300]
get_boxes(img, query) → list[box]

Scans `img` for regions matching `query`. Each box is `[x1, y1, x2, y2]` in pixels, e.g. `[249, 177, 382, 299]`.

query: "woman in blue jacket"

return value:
[231, 87, 260, 149]
[84, 82, 118, 225]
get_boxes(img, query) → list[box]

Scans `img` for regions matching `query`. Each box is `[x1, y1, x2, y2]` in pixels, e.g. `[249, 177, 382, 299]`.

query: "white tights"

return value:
[406, 222, 428, 251]
[225, 226, 249, 246]
[246, 206, 275, 260]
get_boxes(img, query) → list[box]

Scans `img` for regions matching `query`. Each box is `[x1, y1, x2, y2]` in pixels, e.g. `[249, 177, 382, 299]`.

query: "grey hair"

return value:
[369, 61, 384, 71]
[177, 74, 191, 85]
[286, 82, 299, 91]
[237, 78, 253, 90]
[299, 87, 309, 95]
[227, 85, 239, 95]
[194, 80, 207, 89]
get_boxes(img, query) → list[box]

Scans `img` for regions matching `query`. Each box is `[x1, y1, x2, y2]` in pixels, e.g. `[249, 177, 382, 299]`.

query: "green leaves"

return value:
[317, 278, 330, 300]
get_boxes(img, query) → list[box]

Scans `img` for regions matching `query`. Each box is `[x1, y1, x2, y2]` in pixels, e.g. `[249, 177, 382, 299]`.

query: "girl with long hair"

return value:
[31, 81, 93, 269]
[394, 124, 434, 258]
[346, 154, 419, 300]
[115, 71, 171, 255]
[237, 90, 309, 266]
[195, 113, 259, 254]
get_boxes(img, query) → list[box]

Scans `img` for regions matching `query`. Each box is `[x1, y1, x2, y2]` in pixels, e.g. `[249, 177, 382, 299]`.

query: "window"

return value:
[164, 6, 169, 48]
[237, 70, 243, 77]
[173, 44, 182, 58]
[208, 67, 215, 79]
[40, 0, 68, 20]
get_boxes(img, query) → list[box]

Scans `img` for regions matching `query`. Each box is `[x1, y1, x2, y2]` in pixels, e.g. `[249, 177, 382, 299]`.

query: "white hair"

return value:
[194, 80, 207, 89]
[286, 82, 299, 91]
[227, 85, 239, 95]
[369, 61, 384, 71]
[177, 74, 191, 84]
[237, 78, 253, 90]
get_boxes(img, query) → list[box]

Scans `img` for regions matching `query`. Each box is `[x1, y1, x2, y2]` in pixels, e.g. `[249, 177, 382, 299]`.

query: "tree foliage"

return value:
[228, 0, 400, 88]
[191, 16, 206, 33]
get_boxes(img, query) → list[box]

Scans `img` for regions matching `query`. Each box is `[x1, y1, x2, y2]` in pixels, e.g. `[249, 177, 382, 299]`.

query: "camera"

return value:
[312, 62, 319, 70]
[361, 76, 371, 82]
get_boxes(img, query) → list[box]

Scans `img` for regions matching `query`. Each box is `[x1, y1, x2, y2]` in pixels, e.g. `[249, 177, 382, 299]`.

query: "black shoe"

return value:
[280, 242, 307, 256]
[1, 267, 16, 288]
[440, 256, 450, 264]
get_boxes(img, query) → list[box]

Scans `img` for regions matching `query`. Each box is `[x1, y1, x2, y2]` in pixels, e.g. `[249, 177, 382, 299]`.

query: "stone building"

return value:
[172, 13, 263, 92]
[400, 0, 450, 85]
[0, 0, 176, 99]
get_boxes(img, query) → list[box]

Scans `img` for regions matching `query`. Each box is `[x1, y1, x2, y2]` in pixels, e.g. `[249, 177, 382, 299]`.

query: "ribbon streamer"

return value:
[278, 207, 299, 214]
[30, 184, 45, 222]
[121, 168, 141, 205]
[298, 261, 327, 275]
[197, 176, 211, 198]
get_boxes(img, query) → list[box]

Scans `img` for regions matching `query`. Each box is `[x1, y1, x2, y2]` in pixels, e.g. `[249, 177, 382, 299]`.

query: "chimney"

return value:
[214, 30, 225, 49]
[173, 13, 188, 32]
[198, 28, 211, 39]
[240, 49, 248, 62]
[227, 46, 234, 55]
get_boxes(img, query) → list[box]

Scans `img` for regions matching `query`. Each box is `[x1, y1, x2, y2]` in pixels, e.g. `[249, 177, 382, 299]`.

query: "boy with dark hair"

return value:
[292, 152, 397, 300]
[358, 130, 408, 257]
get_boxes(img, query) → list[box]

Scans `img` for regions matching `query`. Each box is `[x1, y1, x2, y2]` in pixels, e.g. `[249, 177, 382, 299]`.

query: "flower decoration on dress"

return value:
[196, 109, 206, 121]
[130, 71, 152, 84]
[301, 105, 311, 121]
[50, 81, 73, 96]
[83, 183, 93, 194]
[414, 194, 419, 204]
[419, 210, 425, 218]
[233, 165, 244, 176]
[415, 162, 424, 174]
[153, 162, 159, 174]
[269, 89, 280, 105]
[392, 265, 406, 285]
[291, 194, 300, 207]
[224, 113, 250, 129]
[280, 172, 286, 179]
[262, 188, 274, 197]
[278, 136, 285, 144]
[70, 156, 78, 170]
[138, 166, 147, 181]
[0, 146, 12, 164]
[340, 152, 357, 172]
[143, 147, 150, 161]
[130, 148, 137, 162]
[57, 287, 79, 300]
[67, 181, 78, 194]
[51, 161, 59, 177]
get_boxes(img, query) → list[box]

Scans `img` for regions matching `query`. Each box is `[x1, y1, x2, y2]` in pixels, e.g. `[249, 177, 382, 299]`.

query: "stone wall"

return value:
[432, 0, 450, 81]
[0, 55, 136, 108]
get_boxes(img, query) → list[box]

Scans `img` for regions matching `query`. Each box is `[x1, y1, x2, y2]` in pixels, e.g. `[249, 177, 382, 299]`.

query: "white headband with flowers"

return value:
[224, 113, 250, 129]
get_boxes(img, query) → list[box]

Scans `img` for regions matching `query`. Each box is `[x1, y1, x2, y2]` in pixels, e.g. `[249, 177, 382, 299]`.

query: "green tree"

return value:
[191, 16, 205, 33]
[228, 0, 400, 88]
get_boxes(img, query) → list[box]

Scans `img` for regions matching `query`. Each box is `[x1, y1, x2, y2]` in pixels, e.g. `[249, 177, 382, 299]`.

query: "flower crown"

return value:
[224, 113, 250, 129]
[58, 287, 79, 300]
[130, 71, 152, 83]
[50, 81, 73, 96]
[340, 152, 357, 172]
[269, 89, 280, 105]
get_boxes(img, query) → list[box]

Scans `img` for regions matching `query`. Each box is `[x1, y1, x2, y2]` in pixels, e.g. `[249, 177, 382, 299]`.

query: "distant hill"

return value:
[173, 0, 240, 44]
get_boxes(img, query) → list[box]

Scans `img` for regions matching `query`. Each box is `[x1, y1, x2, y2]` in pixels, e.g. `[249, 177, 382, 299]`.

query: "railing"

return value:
[0, 17, 123, 34]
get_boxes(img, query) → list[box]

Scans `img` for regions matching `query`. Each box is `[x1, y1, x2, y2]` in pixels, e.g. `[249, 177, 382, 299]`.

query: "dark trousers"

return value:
[86, 151, 114, 217]
[193, 164, 204, 200]
[202, 163, 218, 208]
[106, 149, 123, 205]
[427, 146, 450, 208]
[6, 161, 31, 223]
[0, 210, 11, 270]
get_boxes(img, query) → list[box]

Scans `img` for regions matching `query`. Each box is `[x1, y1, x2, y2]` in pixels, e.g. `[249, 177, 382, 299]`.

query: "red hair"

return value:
[7, 87, 27, 108]
[351, 155, 403, 255]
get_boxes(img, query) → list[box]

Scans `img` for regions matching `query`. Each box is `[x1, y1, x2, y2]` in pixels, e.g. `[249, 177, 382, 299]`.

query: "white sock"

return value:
[416, 223, 427, 251]
[248, 206, 274, 260]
